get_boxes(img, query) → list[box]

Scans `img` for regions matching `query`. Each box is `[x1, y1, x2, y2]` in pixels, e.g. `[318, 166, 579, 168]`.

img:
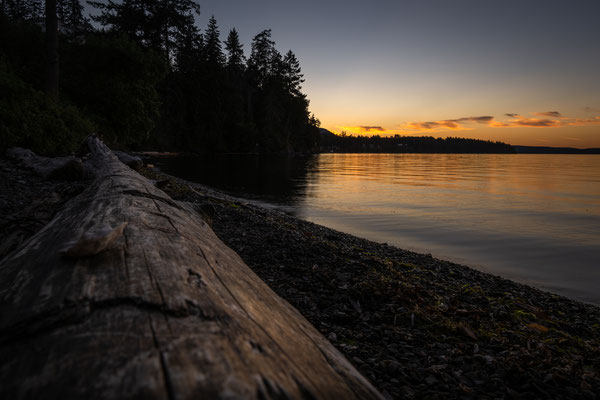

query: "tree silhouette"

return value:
[2, 4, 321, 154]
[282, 50, 304, 98]
[247, 29, 280, 88]
[89, 0, 200, 60]
[224, 28, 245, 73]
[204, 15, 225, 66]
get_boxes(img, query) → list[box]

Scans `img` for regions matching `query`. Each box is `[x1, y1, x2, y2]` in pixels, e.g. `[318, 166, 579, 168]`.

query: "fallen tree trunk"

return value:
[6, 147, 84, 180]
[0, 137, 382, 400]
[113, 150, 143, 171]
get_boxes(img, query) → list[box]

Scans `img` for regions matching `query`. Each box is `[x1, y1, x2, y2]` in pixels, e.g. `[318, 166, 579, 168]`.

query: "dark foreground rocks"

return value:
[153, 170, 600, 400]
[0, 157, 89, 260]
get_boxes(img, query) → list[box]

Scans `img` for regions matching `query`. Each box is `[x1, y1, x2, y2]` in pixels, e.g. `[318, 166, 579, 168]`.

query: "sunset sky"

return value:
[90, 0, 600, 147]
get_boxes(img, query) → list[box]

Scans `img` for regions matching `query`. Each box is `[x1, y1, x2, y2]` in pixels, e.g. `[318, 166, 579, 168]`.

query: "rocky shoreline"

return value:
[2, 156, 599, 399]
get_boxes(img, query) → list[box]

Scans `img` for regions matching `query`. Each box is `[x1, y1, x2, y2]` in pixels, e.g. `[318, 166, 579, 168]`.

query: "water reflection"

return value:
[155, 154, 318, 211]
[157, 153, 600, 305]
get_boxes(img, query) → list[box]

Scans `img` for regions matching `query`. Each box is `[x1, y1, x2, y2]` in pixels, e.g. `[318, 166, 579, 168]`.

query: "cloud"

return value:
[358, 126, 386, 132]
[500, 113, 562, 128]
[513, 118, 561, 127]
[454, 116, 494, 124]
[497, 112, 600, 128]
[533, 111, 563, 118]
[405, 116, 494, 131]
[336, 125, 394, 135]
[489, 121, 512, 127]
[338, 112, 600, 137]
[407, 121, 461, 131]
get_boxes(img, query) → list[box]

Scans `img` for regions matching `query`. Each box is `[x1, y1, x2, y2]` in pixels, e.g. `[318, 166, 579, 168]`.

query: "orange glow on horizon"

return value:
[322, 112, 600, 148]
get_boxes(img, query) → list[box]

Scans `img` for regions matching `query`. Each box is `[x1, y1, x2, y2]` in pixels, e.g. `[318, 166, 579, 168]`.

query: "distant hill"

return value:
[514, 146, 600, 154]
[319, 129, 514, 153]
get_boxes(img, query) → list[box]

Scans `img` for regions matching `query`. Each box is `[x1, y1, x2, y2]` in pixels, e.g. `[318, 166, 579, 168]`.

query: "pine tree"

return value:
[88, 0, 200, 60]
[282, 50, 304, 98]
[204, 15, 224, 66]
[174, 22, 203, 73]
[224, 28, 245, 72]
[247, 29, 281, 88]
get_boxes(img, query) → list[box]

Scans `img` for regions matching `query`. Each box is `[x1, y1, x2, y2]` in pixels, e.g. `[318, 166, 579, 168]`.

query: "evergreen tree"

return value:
[281, 50, 304, 98]
[174, 22, 203, 73]
[224, 28, 244, 72]
[247, 29, 280, 88]
[204, 15, 224, 66]
[88, 0, 200, 60]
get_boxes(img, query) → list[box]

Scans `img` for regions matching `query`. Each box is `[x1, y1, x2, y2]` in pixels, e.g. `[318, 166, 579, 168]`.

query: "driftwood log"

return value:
[6, 147, 84, 180]
[0, 137, 382, 399]
[113, 150, 143, 171]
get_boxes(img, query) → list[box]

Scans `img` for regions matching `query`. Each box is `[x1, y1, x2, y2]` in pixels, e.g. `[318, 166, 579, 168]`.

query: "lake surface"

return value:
[155, 153, 600, 305]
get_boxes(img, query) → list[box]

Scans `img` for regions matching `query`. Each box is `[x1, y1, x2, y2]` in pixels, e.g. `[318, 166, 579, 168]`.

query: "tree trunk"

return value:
[45, 0, 59, 99]
[0, 136, 383, 400]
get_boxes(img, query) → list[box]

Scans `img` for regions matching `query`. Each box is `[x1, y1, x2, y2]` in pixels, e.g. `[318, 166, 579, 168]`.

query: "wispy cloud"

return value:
[359, 126, 386, 132]
[337, 125, 392, 135]
[455, 116, 494, 123]
[513, 118, 561, 127]
[583, 106, 600, 113]
[532, 111, 564, 118]
[568, 116, 600, 126]
[407, 121, 461, 131]
[405, 116, 494, 132]
[403, 111, 600, 132]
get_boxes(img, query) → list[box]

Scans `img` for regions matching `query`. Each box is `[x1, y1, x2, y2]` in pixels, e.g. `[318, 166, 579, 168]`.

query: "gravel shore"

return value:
[2, 156, 599, 399]
[149, 167, 600, 399]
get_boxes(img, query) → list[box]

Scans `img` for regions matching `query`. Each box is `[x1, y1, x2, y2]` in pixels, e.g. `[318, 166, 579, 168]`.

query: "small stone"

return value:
[327, 332, 337, 342]
[425, 375, 438, 385]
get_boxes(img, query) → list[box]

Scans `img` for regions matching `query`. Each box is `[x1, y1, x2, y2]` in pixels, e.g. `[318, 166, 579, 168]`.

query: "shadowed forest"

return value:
[0, 0, 320, 155]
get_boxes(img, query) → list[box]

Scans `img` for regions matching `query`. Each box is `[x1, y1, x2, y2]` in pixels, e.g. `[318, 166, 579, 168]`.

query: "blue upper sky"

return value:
[86, 0, 600, 147]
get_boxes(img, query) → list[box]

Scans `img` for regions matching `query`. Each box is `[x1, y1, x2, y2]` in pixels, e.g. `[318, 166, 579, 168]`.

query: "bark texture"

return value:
[0, 137, 382, 400]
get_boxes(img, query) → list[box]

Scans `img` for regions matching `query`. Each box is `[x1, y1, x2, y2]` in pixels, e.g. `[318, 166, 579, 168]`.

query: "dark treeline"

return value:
[320, 129, 515, 153]
[0, 0, 320, 155]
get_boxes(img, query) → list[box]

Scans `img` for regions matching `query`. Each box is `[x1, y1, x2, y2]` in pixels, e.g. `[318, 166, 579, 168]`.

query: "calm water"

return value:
[156, 154, 600, 305]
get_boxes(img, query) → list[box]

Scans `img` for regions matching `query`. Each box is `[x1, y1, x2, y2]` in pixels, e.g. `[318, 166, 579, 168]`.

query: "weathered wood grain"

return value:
[5, 147, 84, 180]
[0, 137, 382, 400]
